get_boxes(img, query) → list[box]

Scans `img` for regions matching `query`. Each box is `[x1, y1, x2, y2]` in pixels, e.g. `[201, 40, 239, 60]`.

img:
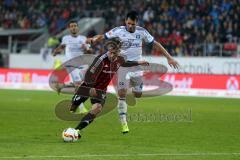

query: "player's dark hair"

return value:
[126, 11, 139, 21]
[108, 37, 122, 47]
[105, 37, 122, 50]
[68, 20, 78, 27]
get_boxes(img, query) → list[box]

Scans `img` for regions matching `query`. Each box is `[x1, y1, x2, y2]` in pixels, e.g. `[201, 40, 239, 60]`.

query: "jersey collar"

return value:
[125, 26, 135, 33]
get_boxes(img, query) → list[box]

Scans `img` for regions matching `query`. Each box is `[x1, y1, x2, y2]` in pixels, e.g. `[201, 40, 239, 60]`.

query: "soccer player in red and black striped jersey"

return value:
[70, 37, 149, 135]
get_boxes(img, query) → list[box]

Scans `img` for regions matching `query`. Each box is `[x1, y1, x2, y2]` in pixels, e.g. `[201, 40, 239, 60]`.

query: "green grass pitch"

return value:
[0, 89, 240, 160]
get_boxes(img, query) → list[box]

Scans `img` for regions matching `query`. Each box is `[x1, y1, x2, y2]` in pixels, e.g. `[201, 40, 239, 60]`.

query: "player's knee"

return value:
[96, 104, 103, 113]
[132, 83, 143, 98]
[133, 91, 142, 98]
[91, 103, 102, 115]
[118, 89, 127, 98]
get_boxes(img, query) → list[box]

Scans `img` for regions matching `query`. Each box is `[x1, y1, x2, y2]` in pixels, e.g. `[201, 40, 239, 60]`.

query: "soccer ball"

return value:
[62, 128, 79, 142]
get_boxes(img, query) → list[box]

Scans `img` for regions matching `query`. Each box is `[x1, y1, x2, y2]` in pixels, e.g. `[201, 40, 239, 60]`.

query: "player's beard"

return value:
[127, 26, 135, 33]
[71, 32, 78, 37]
[70, 29, 79, 37]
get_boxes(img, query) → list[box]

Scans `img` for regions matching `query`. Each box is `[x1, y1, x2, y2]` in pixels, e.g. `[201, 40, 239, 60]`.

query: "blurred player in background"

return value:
[91, 11, 180, 133]
[69, 37, 149, 137]
[52, 20, 91, 113]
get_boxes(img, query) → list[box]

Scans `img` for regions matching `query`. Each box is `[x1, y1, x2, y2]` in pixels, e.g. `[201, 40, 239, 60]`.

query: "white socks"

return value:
[117, 98, 128, 125]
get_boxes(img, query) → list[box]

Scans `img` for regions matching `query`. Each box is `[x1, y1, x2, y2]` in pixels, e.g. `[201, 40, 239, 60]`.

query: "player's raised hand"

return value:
[80, 44, 86, 49]
[52, 49, 59, 56]
[52, 44, 65, 56]
[138, 61, 150, 66]
[167, 58, 180, 69]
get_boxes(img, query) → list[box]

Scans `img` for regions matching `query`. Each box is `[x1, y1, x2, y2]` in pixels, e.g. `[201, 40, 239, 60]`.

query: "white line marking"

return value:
[0, 153, 240, 159]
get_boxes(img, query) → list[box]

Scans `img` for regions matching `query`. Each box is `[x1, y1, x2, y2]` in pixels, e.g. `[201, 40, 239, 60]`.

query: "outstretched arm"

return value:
[88, 27, 120, 44]
[87, 35, 105, 45]
[153, 41, 180, 69]
[121, 60, 149, 67]
[52, 44, 65, 56]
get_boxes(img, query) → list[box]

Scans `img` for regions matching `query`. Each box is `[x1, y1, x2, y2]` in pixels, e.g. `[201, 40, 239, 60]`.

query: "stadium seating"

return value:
[1, 0, 240, 56]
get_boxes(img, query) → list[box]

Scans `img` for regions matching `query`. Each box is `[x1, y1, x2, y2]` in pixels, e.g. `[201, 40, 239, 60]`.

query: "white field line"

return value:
[0, 152, 240, 159]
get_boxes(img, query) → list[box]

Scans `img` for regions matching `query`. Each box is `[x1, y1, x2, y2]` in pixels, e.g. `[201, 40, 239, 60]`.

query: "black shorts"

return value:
[75, 83, 107, 106]
[90, 97, 106, 106]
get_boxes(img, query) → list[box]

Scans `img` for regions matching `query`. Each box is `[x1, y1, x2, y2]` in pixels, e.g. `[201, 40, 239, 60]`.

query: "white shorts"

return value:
[66, 65, 88, 83]
[117, 66, 143, 93]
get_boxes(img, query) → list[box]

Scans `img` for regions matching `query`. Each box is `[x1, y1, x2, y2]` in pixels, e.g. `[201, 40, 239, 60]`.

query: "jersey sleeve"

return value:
[61, 36, 67, 45]
[81, 36, 90, 50]
[104, 27, 120, 39]
[82, 36, 87, 43]
[142, 29, 154, 44]
[121, 61, 139, 67]
[84, 56, 104, 86]
[118, 55, 139, 67]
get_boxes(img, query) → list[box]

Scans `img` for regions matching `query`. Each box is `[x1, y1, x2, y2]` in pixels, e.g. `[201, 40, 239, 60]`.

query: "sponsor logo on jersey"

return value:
[136, 34, 141, 39]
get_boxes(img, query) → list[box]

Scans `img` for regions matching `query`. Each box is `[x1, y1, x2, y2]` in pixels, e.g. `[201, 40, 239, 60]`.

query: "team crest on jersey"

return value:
[136, 34, 141, 39]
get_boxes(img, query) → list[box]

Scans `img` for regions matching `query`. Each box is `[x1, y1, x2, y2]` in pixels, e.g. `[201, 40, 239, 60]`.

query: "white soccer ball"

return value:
[62, 128, 79, 142]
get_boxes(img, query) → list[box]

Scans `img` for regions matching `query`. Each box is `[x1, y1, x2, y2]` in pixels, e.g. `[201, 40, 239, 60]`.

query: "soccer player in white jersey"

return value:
[52, 20, 91, 113]
[91, 11, 180, 133]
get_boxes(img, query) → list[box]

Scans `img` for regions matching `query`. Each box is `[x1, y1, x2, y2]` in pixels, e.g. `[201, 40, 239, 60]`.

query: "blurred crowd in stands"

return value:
[1, 0, 240, 56]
